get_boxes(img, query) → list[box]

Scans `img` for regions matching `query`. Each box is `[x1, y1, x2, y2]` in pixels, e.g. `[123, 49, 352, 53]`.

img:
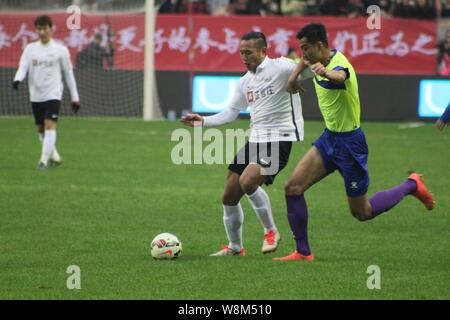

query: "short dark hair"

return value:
[296, 23, 328, 48]
[287, 47, 297, 55]
[241, 31, 267, 49]
[34, 15, 53, 28]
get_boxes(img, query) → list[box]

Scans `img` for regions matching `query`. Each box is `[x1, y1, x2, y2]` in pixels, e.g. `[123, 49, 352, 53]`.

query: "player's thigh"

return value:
[285, 146, 328, 195]
[222, 170, 245, 206]
[347, 193, 372, 221]
[32, 103, 45, 127]
[239, 163, 269, 194]
[44, 100, 61, 130]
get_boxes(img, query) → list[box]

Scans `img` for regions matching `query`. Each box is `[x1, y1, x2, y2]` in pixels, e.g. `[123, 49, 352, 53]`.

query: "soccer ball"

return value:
[150, 232, 182, 260]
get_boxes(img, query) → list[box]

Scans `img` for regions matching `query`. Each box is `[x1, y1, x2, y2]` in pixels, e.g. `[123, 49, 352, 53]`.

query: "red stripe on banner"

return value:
[0, 13, 437, 75]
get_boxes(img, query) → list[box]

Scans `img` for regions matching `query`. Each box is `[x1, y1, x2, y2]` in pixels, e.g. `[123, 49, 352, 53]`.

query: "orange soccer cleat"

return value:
[408, 172, 435, 210]
[272, 250, 314, 261]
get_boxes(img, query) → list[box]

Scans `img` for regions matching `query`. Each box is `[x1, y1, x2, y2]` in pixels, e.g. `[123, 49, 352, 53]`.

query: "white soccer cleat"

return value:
[209, 245, 246, 256]
[262, 230, 281, 254]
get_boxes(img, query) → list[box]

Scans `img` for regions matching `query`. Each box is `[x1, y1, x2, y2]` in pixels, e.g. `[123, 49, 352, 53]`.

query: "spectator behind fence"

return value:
[437, 29, 450, 76]
[76, 33, 114, 70]
[281, 0, 306, 16]
[159, 0, 210, 14]
[320, 0, 347, 15]
[437, 0, 450, 17]
[346, 0, 365, 17]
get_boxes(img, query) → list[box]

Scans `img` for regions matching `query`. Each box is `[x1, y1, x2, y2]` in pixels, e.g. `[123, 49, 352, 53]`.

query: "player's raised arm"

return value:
[60, 46, 80, 113]
[285, 58, 314, 94]
[310, 62, 348, 84]
[13, 46, 30, 90]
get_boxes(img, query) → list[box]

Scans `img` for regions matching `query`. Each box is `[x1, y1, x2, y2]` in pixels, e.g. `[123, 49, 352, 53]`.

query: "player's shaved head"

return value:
[296, 23, 328, 48]
[241, 32, 267, 50]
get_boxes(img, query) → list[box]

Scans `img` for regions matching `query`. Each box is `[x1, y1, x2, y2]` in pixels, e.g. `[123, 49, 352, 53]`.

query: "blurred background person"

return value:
[437, 29, 450, 76]
[280, 0, 306, 16]
[76, 33, 114, 70]
[287, 47, 300, 62]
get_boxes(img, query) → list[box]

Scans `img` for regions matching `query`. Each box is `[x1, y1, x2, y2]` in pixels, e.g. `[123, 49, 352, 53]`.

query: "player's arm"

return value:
[180, 107, 241, 127]
[181, 82, 246, 127]
[436, 102, 450, 131]
[61, 46, 81, 113]
[12, 46, 30, 90]
[286, 58, 313, 94]
[311, 63, 348, 84]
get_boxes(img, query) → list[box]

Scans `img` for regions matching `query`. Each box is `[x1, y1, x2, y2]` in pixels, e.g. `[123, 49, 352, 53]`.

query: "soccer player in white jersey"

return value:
[181, 32, 312, 256]
[13, 15, 80, 170]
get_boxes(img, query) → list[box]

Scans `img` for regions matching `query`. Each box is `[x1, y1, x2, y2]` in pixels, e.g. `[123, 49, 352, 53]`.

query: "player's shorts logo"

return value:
[259, 158, 271, 168]
[351, 181, 358, 189]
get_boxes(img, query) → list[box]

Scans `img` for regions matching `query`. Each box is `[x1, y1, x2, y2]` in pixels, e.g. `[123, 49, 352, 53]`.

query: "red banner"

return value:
[0, 12, 437, 75]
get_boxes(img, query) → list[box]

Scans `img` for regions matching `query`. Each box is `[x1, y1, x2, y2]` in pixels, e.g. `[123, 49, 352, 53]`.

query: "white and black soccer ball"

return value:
[150, 233, 182, 260]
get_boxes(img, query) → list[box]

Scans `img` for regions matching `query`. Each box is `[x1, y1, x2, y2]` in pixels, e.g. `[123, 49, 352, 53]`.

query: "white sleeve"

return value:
[60, 46, 80, 102]
[14, 45, 30, 82]
[203, 80, 247, 127]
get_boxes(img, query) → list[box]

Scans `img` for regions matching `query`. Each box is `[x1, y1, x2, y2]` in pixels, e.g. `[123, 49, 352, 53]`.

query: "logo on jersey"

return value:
[246, 85, 275, 104]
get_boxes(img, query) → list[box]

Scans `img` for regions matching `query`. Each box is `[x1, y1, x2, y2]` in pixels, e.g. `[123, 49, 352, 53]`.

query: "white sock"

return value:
[223, 203, 244, 251]
[40, 129, 56, 165]
[247, 187, 277, 233]
[39, 132, 60, 162]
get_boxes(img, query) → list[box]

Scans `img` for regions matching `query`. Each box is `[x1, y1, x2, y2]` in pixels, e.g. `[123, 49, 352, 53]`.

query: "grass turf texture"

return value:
[0, 118, 449, 299]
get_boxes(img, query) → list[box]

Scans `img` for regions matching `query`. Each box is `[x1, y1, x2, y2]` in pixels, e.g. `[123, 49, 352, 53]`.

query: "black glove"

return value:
[71, 101, 80, 114]
[12, 81, 20, 90]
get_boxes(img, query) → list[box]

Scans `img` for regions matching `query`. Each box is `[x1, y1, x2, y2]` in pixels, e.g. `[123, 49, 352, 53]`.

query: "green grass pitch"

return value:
[0, 118, 449, 299]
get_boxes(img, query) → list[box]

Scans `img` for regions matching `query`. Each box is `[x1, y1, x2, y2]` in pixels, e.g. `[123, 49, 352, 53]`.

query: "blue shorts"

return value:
[313, 128, 370, 197]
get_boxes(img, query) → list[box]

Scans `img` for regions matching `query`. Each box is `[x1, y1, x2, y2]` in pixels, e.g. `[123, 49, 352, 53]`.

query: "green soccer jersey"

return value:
[313, 50, 360, 132]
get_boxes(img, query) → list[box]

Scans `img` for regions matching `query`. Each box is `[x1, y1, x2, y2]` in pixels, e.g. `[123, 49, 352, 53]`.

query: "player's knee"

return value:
[351, 208, 372, 222]
[239, 176, 258, 194]
[221, 191, 240, 206]
[284, 180, 304, 196]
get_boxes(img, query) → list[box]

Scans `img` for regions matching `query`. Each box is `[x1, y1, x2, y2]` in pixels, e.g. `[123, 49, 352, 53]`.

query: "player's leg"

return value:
[348, 173, 434, 221]
[341, 129, 434, 220]
[38, 100, 60, 169]
[32, 102, 47, 170]
[36, 124, 45, 142]
[273, 146, 329, 261]
[210, 171, 246, 256]
[36, 123, 61, 166]
[240, 163, 281, 253]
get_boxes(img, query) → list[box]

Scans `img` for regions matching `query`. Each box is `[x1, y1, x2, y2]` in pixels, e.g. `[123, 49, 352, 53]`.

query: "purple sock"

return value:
[286, 194, 311, 256]
[369, 179, 417, 217]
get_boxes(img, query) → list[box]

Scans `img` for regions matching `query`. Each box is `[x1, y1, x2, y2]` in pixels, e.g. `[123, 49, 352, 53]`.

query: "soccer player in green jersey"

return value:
[273, 23, 435, 261]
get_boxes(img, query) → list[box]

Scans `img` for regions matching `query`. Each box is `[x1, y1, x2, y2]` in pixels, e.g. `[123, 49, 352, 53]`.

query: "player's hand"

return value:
[180, 113, 203, 127]
[71, 101, 80, 114]
[436, 119, 447, 131]
[12, 81, 20, 90]
[310, 62, 328, 77]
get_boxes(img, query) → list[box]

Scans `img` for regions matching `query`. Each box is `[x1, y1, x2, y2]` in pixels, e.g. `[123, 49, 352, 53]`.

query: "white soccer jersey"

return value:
[14, 39, 79, 103]
[203, 56, 313, 143]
